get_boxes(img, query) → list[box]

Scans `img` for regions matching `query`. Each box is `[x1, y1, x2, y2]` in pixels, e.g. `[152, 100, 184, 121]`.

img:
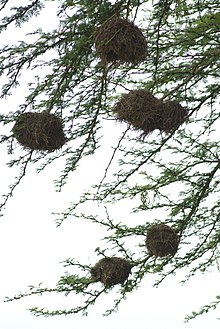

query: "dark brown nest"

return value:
[90, 257, 132, 287]
[113, 90, 188, 135]
[112, 89, 163, 135]
[159, 100, 188, 132]
[146, 224, 179, 257]
[12, 112, 66, 151]
[94, 17, 147, 64]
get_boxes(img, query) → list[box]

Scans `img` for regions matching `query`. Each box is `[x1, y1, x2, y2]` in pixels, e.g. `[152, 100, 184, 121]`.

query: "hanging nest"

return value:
[159, 100, 188, 132]
[94, 17, 147, 64]
[113, 89, 188, 135]
[146, 224, 179, 257]
[90, 257, 132, 287]
[12, 112, 66, 151]
[112, 89, 163, 135]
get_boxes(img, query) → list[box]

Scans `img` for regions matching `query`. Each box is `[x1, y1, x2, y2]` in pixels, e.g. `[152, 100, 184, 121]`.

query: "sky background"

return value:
[0, 1, 219, 328]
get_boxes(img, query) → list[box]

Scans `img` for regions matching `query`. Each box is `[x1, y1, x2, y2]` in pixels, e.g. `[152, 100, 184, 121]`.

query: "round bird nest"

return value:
[112, 89, 163, 135]
[94, 17, 147, 64]
[113, 89, 188, 135]
[146, 224, 179, 257]
[159, 100, 188, 132]
[90, 257, 132, 287]
[12, 112, 66, 151]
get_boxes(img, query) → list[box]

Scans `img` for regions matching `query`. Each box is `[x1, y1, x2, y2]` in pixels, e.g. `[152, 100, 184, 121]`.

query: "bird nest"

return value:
[146, 224, 179, 257]
[12, 112, 66, 151]
[94, 17, 147, 64]
[113, 89, 188, 135]
[159, 100, 188, 132]
[112, 89, 162, 135]
[90, 257, 132, 287]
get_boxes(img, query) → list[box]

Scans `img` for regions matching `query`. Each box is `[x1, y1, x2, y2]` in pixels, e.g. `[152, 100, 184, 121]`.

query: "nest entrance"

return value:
[146, 224, 179, 257]
[94, 17, 147, 64]
[90, 257, 132, 287]
[12, 112, 66, 151]
[113, 89, 188, 135]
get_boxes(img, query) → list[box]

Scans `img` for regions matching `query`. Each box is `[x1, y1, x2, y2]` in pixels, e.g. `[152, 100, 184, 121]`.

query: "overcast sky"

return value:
[0, 1, 219, 329]
[0, 165, 219, 329]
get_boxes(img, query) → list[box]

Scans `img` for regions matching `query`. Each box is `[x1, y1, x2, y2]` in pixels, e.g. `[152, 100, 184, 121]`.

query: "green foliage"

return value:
[0, 1, 44, 31]
[0, 0, 220, 322]
[185, 295, 220, 322]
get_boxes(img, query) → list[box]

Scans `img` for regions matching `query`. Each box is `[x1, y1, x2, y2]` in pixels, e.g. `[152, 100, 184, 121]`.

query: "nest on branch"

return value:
[146, 224, 179, 257]
[113, 89, 188, 135]
[94, 17, 147, 64]
[112, 89, 162, 135]
[12, 112, 66, 151]
[90, 257, 132, 287]
[159, 100, 188, 132]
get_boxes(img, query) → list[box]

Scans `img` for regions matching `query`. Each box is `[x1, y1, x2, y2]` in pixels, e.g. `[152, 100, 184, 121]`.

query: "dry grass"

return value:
[12, 112, 66, 151]
[113, 89, 188, 135]
[146, 224, 179, 257]
[159, 100, 188, 132]
[94, 17, 147, 64]
[113, 89, 163, 135]
[90, 257, 132, 286]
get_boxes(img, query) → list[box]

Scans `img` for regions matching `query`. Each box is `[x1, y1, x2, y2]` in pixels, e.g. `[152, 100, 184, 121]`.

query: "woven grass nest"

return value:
[146, 224, 179, 257]
[90, 257, 132, 287]
[113, 89, 187, 135]
[94, 17, 147, 64]
[160, 100, 188, 132]
[12, 112, 66, 151]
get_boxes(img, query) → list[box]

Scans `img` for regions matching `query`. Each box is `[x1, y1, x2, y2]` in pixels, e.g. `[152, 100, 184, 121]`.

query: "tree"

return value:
[1, 0, 220, 322]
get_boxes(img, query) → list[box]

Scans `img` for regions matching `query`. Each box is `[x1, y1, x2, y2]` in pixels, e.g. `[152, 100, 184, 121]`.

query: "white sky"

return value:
[0, 1, 219, 329]
[0, 151, 219, 329]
